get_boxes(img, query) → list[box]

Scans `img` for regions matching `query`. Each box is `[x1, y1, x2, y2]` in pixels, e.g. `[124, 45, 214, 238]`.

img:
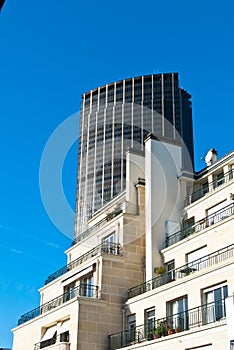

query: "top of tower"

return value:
[81, 72, 180, 98]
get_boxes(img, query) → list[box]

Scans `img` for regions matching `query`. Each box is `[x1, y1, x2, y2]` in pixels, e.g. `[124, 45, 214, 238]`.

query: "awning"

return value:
[76, 265, 93, 279]
[60, 319, 70, 333]
[62, 265, 94, 285]
[41, 325, 57, 341]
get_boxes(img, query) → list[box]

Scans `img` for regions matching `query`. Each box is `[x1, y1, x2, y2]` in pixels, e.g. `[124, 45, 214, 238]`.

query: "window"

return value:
[63, 282, 75, 302]
[203, 283, 228, 324]
[165, 260, 175, 281]
[202, 181, 209, 195]
[215, 172, 224, 188]
[60, 331, 69, 343]
[230, 164, 234, 180]
[102, 232, 115, 243]
[80, 274, 94, 297]
[191, 182, 209, 202]
[207, 200, 227, 225]
[145, 307, 155, 339]
[183, 216, 195, 229]
[40, 325, 57, 348]
[127, 315, 136, 342]
[182, 216, 195, 237]
[167, 296, 188, 331]
[187, 246, 207, 272]
[59, 320, 70, 342]
[102, 232, 117, 254]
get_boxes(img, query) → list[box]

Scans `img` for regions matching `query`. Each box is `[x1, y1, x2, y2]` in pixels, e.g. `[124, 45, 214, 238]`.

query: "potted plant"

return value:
[175, 327, 182, 333]
[167, 328, 174, 335]
[155, 266, 166, 275]
[146, 327, 155, 340]
[165, 322, 174, 335]
[154, 323, 164, 338]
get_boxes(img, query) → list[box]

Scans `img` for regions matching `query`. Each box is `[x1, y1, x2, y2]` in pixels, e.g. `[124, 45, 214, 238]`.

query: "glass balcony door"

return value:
[203, 284, 228, 323]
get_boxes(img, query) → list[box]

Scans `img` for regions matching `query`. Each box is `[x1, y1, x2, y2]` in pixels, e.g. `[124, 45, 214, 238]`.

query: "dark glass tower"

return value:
[75, 73, 194, 240]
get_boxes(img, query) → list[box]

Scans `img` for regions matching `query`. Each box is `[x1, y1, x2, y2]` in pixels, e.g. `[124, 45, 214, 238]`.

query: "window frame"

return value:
[167, 295, 188, 331]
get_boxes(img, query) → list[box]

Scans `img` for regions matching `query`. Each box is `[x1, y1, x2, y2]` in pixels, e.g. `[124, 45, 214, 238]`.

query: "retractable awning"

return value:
[60, 320, 70, 333]
[41, 325, 57, 341]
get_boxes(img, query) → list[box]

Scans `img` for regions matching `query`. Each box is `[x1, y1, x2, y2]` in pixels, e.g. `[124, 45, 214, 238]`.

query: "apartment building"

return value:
[109, 146, 234, 350]
[11, 75, 234, 350]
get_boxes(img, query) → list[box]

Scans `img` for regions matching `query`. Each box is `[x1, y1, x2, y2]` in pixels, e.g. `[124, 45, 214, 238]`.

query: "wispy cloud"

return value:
[0, 223, 66, 250]
[47, 242, 59, 249]
[10, 248, 23, 254]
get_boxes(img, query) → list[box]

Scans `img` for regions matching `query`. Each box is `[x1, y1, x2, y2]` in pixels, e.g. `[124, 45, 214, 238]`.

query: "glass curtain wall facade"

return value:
[75, 73, 194, 241]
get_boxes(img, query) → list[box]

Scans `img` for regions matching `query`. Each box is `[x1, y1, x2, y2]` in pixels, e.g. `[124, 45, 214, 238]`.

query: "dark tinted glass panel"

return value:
[125, 80, 132, 103]
[116, 82, 123, 102]
[99, 88, 106, 105]
[108, 85, 114, 103]
[92, 91, 98, 106]
[134, 78, 142, 103]
[85, 97, 90, 110]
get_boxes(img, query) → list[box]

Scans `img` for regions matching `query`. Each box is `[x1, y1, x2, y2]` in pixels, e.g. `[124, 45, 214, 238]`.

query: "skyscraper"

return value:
[75, 73, 194, 240]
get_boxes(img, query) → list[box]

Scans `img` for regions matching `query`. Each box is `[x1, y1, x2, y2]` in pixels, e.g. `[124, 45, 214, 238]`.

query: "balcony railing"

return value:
[34, 332, 69, 350]
[128, 244, 234, 299]
[75, 208, 122, 243]
[18, 284, 99, 326]
[109, 299, 226, 349]
[185, 170, 233, 206]
[45, 242, 121, 285]
[167, 202, 234, 247]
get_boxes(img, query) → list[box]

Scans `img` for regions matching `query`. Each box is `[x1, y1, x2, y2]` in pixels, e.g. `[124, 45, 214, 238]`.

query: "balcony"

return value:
[184, 170, 233, 206]
[45, 242, 121, 285]
[75, 208, 122, 243]
[18, 284, 99, 325]
[109, 299, 226, 349]
[34, 333, 70, 350]
[128, 244, 234, 299]
[167, 202, 234, 247]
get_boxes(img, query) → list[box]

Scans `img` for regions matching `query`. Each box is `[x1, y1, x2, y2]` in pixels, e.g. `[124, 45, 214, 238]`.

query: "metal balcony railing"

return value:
[18, 284, 99, 326]
[45, 242, 121, 285]
[184, 170, 234, 206]
[34, 332, 69, 350]
[128, 244, 234, 299]
[167, 202, 234, 247]
[109, 299, 226, 349]
[75, 208, 122, 243]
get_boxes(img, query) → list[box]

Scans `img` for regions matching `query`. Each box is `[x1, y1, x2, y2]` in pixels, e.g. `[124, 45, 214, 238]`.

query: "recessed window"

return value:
[186, 246, 208, 272]
[165, 260, 175, 281]
[215, 172, 224, 188]
[183, 216, 195, 229]
[101, 232, 118, 254]
[127, 314, 136, 342]
[64, 282, 76, 302]
[80, 274, 94, 297]
[60, 319, 70, 342]
[206, 200, 227, 225]
[40, 325, 57, 348]
[167, 296, 188, 331]
[102, 232, 115, 244]
[145, 307, 155, 339]
[202, 283, 228, 323]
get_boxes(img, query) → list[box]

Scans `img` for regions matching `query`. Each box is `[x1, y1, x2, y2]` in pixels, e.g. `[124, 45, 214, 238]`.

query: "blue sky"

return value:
[0, 0, 233, 347]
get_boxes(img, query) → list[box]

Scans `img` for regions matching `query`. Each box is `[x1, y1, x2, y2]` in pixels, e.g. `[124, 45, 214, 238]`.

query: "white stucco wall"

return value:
[145, 137, 183, 281]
